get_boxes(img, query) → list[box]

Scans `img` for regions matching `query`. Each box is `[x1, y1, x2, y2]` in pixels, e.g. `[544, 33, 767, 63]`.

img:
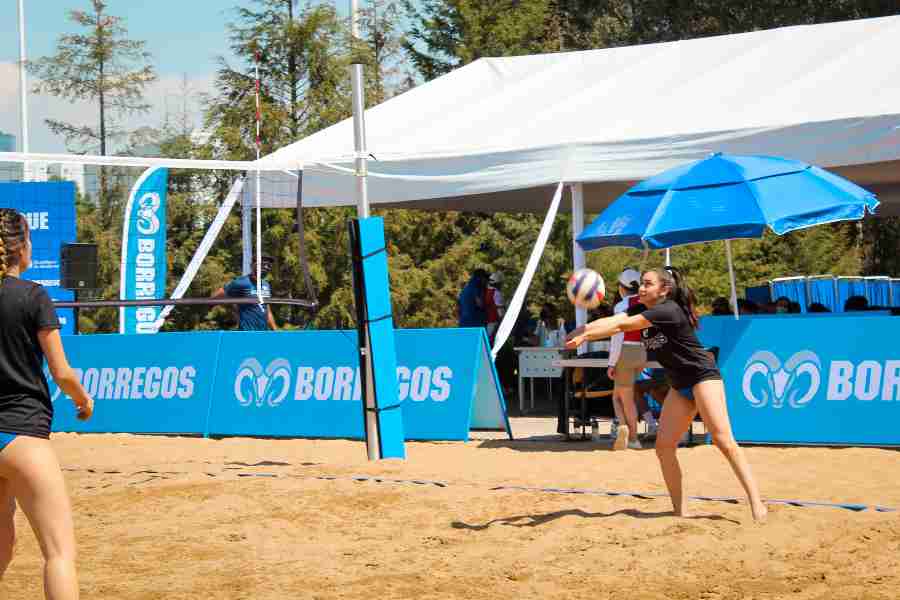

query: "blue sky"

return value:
[0, 1, 384, 153]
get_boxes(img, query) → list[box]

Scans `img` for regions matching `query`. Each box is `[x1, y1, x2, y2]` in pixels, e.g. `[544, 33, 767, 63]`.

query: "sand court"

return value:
[2, 422, 899, 599]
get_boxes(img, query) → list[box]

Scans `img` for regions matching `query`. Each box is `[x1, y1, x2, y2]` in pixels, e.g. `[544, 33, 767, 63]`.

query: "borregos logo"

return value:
[46, 365, 196, 401]
[742, 351, 821, 408]
[234, 358, 292, 407]
[743, 350, 900, 407]
[234, 360, 453, 407]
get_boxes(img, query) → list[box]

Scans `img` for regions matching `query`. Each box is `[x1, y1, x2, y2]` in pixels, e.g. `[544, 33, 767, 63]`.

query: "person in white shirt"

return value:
[607, 268, 645, 450]
[485, 272, 505, 342]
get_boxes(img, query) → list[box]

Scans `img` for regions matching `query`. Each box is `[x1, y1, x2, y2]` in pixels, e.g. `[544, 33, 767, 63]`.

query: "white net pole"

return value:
[254, 50, 264, 305]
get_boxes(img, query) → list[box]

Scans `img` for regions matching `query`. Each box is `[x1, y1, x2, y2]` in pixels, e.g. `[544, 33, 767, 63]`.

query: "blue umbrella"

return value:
[577, 153, 878, 318]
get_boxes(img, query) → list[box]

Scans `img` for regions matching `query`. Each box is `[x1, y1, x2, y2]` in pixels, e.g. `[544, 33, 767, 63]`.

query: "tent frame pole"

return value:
[350, 0, 379, 461]
[725, 239, 739, 320]
[572, 183, 587, 354]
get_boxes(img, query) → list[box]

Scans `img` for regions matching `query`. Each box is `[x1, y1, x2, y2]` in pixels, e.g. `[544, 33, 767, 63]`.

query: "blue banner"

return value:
[50, 331, 221, 434]
[51, 329, 511, 442]
[0, 182, 76, 334]
[708, 316, 900, 446]
[120, 167, 167, 334]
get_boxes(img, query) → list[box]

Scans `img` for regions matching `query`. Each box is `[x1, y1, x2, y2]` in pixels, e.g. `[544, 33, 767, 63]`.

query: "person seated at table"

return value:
[844, 295, 869, 312]
[531, 302, 562, 345]
[773, 296, 791, 314]
[737, 298, 758, 315]
[808, 302, 830, 313]
[711, 297, 731, 316]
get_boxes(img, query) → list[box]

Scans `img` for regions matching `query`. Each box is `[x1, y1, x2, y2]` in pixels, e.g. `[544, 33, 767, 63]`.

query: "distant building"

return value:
[0, 132, 22, 181]
[0, 131, 14, 152]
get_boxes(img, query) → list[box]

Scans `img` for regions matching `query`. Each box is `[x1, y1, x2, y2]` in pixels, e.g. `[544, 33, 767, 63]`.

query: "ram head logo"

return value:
[234, 358, 292, 407]
[742, 350, 821, 408]
[136, 192, 161, 235]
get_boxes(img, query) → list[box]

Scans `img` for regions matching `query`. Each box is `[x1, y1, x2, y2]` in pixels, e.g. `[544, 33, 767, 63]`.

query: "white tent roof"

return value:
[256, 15, 900, 215]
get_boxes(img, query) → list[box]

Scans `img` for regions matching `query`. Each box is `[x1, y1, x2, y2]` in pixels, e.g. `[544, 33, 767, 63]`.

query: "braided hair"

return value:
[0, 208, 29, 280]
[646, 266, 700, 329]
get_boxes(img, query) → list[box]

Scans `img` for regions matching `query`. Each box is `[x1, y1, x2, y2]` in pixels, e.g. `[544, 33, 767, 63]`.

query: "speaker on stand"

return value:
[60, 243, 99, 335]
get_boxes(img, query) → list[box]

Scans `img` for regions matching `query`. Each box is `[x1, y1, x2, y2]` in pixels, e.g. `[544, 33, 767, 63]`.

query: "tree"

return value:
[358, 0, 413, 102]
[28, 0, 156, 156]
[205, 0, 350, 158]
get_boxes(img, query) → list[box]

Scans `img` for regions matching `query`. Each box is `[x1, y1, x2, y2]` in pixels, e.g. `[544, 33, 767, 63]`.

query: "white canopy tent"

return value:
[249, 15, 900, 349]
[253, 15, 900, 217]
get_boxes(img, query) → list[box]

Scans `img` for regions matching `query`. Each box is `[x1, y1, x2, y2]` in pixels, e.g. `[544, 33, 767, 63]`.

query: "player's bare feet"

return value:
[751, 501, 768, 523]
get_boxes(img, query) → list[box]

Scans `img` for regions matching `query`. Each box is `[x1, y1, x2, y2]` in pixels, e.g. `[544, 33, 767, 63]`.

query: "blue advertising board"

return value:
[50, 331, 222, 434]
[705, 315, 900, 446]
[0, 182, 76, 333]
[51, 328, 511, 442]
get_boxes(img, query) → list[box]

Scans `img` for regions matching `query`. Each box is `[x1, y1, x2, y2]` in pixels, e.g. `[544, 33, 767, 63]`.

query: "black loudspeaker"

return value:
[60, 243, 99, 290]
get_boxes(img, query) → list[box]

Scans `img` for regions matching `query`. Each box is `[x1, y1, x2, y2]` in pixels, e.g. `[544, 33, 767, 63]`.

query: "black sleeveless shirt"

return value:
[0, 276, 61, 438]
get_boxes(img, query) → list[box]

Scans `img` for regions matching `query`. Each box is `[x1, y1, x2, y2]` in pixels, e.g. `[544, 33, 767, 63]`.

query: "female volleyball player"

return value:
[0, 208, 94, 599]
[566, 267, 766, 522]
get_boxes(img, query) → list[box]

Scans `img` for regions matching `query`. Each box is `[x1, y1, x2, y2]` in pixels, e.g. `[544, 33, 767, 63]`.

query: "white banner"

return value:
[491, 181, 564, 359]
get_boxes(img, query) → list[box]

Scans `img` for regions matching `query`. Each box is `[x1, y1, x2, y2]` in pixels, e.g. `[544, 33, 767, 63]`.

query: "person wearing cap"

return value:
[607, 268, 644, 450]
[212, 255, 278, 331]
[484, 272, 505, 343]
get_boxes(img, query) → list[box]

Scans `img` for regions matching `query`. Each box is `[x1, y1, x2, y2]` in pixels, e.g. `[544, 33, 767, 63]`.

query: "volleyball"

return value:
[566, 268, 606, 309]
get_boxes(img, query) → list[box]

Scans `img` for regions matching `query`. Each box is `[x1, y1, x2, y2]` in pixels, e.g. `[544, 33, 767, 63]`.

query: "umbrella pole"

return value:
[725, 239, 739, 320]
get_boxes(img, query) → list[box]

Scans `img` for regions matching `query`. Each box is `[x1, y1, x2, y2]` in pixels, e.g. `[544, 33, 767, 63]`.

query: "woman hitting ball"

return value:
[0, 208, 94, 598]
[566, 267, 766, 522]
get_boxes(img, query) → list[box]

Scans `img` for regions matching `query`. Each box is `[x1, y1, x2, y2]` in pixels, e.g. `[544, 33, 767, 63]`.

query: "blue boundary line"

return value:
[292, 474, 897, 513]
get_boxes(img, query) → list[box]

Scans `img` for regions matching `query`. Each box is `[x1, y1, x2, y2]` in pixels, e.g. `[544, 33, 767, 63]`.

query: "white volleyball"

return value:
[566, 268, 606, 309]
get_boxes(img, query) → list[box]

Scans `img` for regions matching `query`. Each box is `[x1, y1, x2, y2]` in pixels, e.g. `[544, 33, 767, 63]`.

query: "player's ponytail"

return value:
[652, 266, 699, 329]
[0, 209, 28, 281]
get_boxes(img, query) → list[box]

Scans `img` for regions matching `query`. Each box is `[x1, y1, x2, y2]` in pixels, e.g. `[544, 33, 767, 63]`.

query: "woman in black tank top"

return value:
[0, 208, 95, 598]
[567, 267, 766, 522]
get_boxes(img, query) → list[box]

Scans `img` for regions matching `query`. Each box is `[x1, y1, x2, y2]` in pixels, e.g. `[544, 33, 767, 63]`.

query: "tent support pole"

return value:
[572, 183, 587, 354]
[725, 239, 739, 320]
[350, 0, 379, 462]
[665, 248, 671, 267]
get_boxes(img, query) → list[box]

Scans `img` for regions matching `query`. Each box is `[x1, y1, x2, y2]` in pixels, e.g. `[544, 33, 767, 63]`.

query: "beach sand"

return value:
[2, 420, 899, 599]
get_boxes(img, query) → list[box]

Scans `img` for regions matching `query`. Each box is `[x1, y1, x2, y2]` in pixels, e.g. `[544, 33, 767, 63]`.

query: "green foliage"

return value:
[28, 0, 157, 155]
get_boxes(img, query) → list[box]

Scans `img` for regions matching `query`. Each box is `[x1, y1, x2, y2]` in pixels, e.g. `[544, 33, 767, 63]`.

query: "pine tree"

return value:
[28, 0, 156, 156]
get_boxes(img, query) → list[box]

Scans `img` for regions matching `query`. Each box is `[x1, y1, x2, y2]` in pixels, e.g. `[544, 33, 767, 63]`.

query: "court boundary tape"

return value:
[301, 474, 897, 513]
[64, 466, 897, 513]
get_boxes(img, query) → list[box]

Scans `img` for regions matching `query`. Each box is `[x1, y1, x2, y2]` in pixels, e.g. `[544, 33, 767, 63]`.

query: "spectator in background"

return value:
[458, 269, 489, 327]
[789, 301, 802, 314]
[711, 297, 731, 316]
[844, 295, 869, 312]
[808, 302, 830, 313]
[774, 296, 791, 314]
[484, 272, 505, 343]
[212, 255, 278, 331]
[737, 298, 758, 315]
